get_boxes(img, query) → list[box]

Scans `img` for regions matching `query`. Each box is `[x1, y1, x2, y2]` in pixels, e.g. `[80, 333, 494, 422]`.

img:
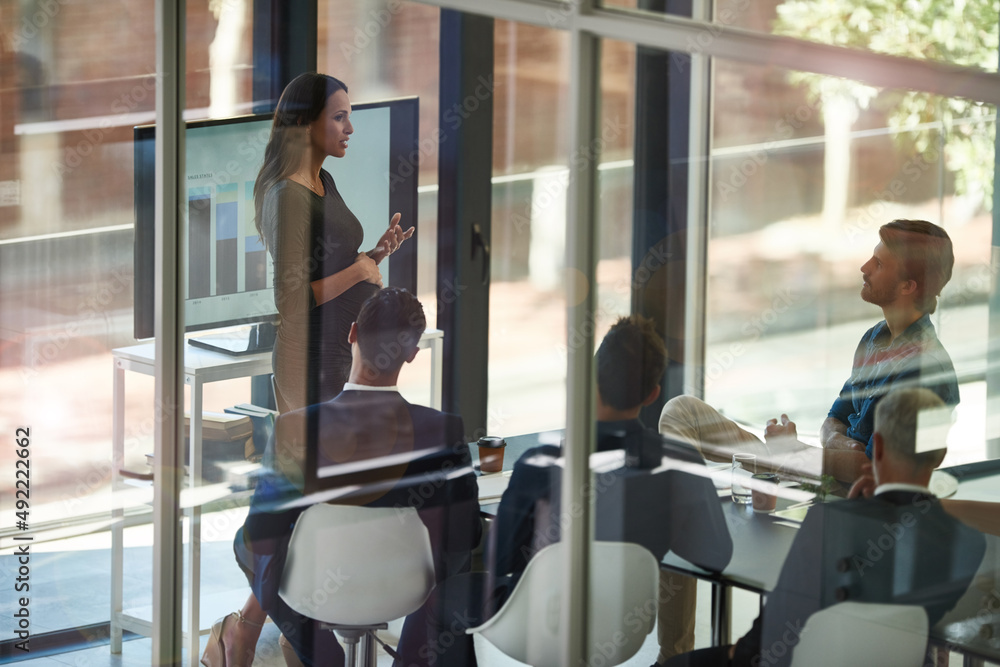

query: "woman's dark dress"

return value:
[261, 169, 379, 412]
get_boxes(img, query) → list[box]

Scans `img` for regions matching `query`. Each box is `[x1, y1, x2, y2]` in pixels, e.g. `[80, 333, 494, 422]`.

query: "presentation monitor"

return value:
[133, 97, 419, 353]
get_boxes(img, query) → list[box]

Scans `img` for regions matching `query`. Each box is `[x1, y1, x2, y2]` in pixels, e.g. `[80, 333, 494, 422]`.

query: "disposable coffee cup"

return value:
[477, 436, 506, 474]
[751, 472, 779, 513]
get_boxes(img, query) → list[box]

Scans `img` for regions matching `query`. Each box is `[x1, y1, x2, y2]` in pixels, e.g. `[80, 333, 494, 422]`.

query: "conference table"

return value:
[471, 432, 1000, 666]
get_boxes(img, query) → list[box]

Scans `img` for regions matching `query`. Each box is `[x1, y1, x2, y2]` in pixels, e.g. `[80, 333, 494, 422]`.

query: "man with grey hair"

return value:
[666, 387, 985, 667]
[847, 385, 953, 498]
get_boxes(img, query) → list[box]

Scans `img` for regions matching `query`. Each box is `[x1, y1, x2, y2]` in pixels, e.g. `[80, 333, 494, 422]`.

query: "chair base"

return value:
[320, 622, 389, 667]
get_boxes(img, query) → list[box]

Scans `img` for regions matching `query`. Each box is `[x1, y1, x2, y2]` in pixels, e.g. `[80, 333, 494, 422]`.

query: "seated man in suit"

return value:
[236, 288, 481, 667]
[665, 387, 986, 667]
[492, 315, 733, 665]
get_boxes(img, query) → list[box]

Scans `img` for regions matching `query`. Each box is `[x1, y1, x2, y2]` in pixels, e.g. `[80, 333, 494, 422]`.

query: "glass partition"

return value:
[1, 1, 256, 657]
[4, 1, 1000, 665]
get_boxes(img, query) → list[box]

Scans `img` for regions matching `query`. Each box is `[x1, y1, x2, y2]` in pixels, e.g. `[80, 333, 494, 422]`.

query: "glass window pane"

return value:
[317, 0, 441, 402]
[488, 20, 572, 435]
[705, 59, 994, 466]
[487, 24, 635, 435]
[589, 36, 762, 661]
[1, 0, 256, 653]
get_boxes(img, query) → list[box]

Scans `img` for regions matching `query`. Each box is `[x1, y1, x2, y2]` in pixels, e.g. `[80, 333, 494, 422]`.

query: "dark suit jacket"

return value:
[491, 419, 733, 584]
[242, 389, 482, 611]
[737, 489, 986, 667]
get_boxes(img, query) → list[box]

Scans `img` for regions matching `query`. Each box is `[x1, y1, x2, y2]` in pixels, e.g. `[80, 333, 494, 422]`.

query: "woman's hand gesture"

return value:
[368, 213, 415, 265]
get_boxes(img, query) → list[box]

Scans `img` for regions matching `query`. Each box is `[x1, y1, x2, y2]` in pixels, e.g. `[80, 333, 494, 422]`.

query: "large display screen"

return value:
[133, 98, 418, 342]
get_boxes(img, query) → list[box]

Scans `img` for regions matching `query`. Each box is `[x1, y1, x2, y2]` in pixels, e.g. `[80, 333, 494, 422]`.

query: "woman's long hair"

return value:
[253, 73, 348, 245]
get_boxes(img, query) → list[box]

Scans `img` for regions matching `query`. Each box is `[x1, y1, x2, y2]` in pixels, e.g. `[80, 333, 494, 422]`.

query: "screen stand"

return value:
[188, 323, 276, 356]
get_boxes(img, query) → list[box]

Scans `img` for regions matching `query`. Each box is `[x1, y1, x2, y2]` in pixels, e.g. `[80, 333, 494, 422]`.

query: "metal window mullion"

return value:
[416, 0, 565, 29]
[563, 8, 601, 667]
[988, 36, 1000, 462]
[419, 0, 1000, 106]
[152, 0, 185, 664]
[684, 0, 712, 398]
[578, 10, 1000, 105]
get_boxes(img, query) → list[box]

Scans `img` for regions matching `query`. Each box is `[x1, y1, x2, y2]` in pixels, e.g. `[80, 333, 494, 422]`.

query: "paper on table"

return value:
[772, 520, 802, 530]
[478, 469, 514, 502]
[772, 505, 809, 523]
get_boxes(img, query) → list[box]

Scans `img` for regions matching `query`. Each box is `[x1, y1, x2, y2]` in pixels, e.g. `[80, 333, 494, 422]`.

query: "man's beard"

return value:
[861, 281, 898, 306]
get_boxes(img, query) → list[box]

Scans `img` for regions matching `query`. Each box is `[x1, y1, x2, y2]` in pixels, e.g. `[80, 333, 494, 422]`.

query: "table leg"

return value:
[429, 335, 443, 411]
[186, 376, 203, 667]
[710, 583, 732, 647]
[111, 360, 125, 654]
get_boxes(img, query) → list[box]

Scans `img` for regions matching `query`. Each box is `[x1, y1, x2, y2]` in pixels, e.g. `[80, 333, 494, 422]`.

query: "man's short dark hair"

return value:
[879, 219, 953, 314]
[596, 315, 667, 411]
[355, 288, 426, 374]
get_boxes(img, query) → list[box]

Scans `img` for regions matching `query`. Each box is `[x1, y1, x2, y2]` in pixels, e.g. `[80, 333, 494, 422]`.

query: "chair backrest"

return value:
[789, 602, 929, 667]
[468, 541, 659, 667]
[278, 503, 435, 626]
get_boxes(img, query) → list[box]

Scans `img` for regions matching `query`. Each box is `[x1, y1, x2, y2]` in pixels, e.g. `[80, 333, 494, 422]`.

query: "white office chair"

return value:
[789, 601, 929, 667]
[278, 503, 436, 667]
[467, 541, 659, 667]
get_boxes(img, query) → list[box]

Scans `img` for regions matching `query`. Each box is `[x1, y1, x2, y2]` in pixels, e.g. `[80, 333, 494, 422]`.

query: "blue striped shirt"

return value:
[828, 314, 959, 458]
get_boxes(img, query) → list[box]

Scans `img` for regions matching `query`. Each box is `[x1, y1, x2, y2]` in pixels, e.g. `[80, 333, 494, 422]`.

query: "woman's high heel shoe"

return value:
[200, 613, 234, 667]
[200, 611, 263, 667]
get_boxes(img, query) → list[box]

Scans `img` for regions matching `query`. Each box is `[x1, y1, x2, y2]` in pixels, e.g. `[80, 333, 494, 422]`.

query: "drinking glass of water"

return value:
[732, 453, 757, 504]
